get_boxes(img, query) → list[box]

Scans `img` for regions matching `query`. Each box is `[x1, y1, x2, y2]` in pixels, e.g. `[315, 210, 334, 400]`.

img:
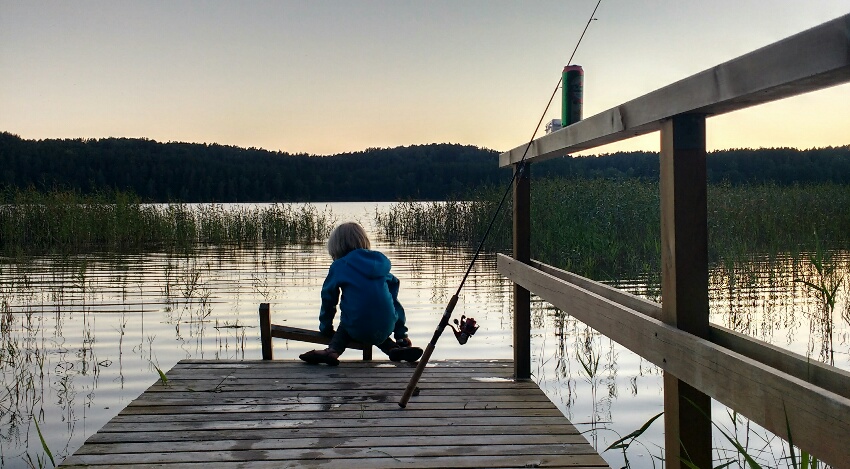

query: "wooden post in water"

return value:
[660, 114, 711, 469]
[259, 303, 273, 360]
[513, 163, 531, 380]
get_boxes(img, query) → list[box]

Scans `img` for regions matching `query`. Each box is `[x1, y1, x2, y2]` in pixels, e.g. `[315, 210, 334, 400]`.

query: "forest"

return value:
[1, 131, 849, 202]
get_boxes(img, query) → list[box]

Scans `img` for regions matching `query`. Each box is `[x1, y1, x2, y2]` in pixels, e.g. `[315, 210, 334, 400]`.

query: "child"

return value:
[299, 222, 423, 366]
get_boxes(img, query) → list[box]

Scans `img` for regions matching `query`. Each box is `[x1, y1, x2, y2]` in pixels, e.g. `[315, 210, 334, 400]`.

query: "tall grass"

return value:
[608, 408, 823, 469]
[709, 182, 850, 261]
[375, 179, 850, 280]
[375, 196, 508, 248]
[192, 203, 335, 245]
[0, 188, 335, 255]
[375, 179, 659, 278]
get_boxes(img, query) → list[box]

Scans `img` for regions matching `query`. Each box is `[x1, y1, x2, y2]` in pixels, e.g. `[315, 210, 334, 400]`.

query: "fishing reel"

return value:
[447, 315, 479, 345]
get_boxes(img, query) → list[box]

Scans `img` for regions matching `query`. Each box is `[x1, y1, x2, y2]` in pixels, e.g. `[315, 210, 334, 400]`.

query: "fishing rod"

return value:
[399, 0, 603, 408]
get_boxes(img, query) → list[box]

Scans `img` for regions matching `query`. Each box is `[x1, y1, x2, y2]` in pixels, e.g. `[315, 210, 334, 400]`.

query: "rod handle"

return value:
[399, 295, 459, 408]
[399, 341, 436, 408]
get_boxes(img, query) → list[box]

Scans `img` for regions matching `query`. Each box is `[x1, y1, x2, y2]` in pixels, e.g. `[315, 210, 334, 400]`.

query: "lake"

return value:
[1, 202, 848, 468]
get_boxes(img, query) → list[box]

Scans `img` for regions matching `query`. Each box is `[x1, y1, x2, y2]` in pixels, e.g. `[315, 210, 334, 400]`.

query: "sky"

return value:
[2, 1, 849, 156]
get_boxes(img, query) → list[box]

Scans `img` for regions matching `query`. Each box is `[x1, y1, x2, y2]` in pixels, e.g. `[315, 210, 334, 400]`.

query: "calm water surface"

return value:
[1, 202, 848, 468]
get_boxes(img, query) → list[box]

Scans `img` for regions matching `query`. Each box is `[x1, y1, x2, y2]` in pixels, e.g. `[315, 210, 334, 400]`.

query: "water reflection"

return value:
[543, 251, 849, 467]
[0, 203, 848, 469]
[710, 252, 849, 366]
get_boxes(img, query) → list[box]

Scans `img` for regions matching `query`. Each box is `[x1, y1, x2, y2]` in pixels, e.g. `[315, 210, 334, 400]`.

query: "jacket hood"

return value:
[340, 249, 391, 279]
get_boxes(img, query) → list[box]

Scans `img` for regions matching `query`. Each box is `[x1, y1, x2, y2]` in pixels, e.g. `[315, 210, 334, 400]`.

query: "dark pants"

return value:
[329, 325, 397, 356]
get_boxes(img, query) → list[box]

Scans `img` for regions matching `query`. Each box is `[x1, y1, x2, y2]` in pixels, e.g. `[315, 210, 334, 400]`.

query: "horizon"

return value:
[2, 1, 849, 156]
[7, 131, 849, 158]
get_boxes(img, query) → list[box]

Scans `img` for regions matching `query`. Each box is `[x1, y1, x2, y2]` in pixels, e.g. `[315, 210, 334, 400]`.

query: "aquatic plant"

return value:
[699, 407, 823, 469]
[796, 237, 844, 313]
[32, 418, 55, 468]
[375, 179, 661, 278]
[611, 406, 825, 469]
[376, 179, 850, 280]
[708, 182, 850, 261]
[604, 411, 664, 469]
[153, 363, 168, 386]
[375, 198, 508, 247]
[0, 187, 336, 254]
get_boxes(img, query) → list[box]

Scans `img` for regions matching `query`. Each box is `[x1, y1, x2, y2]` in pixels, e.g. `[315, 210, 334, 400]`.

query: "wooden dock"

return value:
[60, 359, 610, 468]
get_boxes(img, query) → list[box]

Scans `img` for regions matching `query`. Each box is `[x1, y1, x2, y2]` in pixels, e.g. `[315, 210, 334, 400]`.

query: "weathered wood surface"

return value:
[270, 324, 370, 350]
[528, 259, 850, 401]
[499, 14, 850, 166]
[498, 254, 850, 468]
[261, 303, 372, 360]
[513, 162, 532, 379]
[60, 359, 610, 468]
[659, 114, 711, 468]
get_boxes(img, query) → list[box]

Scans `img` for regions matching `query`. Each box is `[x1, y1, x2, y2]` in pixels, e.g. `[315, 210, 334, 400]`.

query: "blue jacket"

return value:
[319, 249, 407, 345]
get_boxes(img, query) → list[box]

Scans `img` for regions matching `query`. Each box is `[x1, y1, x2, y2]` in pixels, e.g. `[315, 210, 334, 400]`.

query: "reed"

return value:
[708, 182, 850, 261]
[32, 418, 55, 468]
[0, 188, 335, 254]
[604, 411, 664, 469]
[376, 179, 850, 280]
[375, 179, 659, 278]
[375, 197, 508, 248]
[612, 408, 823, 469]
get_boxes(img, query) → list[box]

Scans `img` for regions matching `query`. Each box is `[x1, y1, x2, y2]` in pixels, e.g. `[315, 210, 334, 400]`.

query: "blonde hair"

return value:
[327, 222, 370, 259]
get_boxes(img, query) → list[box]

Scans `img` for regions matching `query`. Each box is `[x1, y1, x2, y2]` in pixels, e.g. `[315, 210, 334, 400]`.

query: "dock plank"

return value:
[60, 359, 610, 468]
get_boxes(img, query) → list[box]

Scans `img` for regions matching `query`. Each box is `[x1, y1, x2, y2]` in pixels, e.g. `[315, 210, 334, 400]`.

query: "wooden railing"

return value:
[498, 14, 850, 469]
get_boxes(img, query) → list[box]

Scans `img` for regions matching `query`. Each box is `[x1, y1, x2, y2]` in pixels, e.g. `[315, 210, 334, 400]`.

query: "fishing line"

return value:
[455, 0, 601, 296]
[399, 0, 602, 408]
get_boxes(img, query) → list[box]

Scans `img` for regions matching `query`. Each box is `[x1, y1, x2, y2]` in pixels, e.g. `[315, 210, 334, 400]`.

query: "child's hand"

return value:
[396, 337, 412, 348]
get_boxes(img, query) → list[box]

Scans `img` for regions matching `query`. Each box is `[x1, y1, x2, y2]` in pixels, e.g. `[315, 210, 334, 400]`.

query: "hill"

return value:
[1, 132, 848, 202]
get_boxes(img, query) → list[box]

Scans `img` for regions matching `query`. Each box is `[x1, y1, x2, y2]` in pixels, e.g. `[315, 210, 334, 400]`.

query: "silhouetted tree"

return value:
[1, 132, 847, 202]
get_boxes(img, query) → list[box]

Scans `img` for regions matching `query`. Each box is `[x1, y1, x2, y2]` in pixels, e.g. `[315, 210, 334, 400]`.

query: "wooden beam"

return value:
[660, 115, 709, 336]
[660, 114, 710, 469]
[271, 325, 371, 355]
[708, 326, 850, 401]
[528, 259, 850, 401]
[499, 14, 850, 167]
[270, 325, 358, 348]
[259, 303, 273, 360]
[529, 261, 660, 318]
[497, 254, 850, 467]
[260, 304, 372, 360]
[513, 163, 531, 380]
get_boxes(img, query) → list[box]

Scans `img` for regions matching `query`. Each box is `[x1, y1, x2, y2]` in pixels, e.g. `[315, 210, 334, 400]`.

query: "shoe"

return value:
[388, 346, 423, 363]
[299, 350, 340, 366]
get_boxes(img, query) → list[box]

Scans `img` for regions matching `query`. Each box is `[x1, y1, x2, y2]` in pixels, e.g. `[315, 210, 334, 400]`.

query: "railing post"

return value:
[660, 114, 711, 469]
[513, 162, 531, 380]
[259, 303, 273, 360]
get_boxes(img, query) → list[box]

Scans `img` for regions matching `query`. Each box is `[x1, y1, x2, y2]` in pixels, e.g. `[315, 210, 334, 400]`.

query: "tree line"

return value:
[1, 132, 848, 202]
